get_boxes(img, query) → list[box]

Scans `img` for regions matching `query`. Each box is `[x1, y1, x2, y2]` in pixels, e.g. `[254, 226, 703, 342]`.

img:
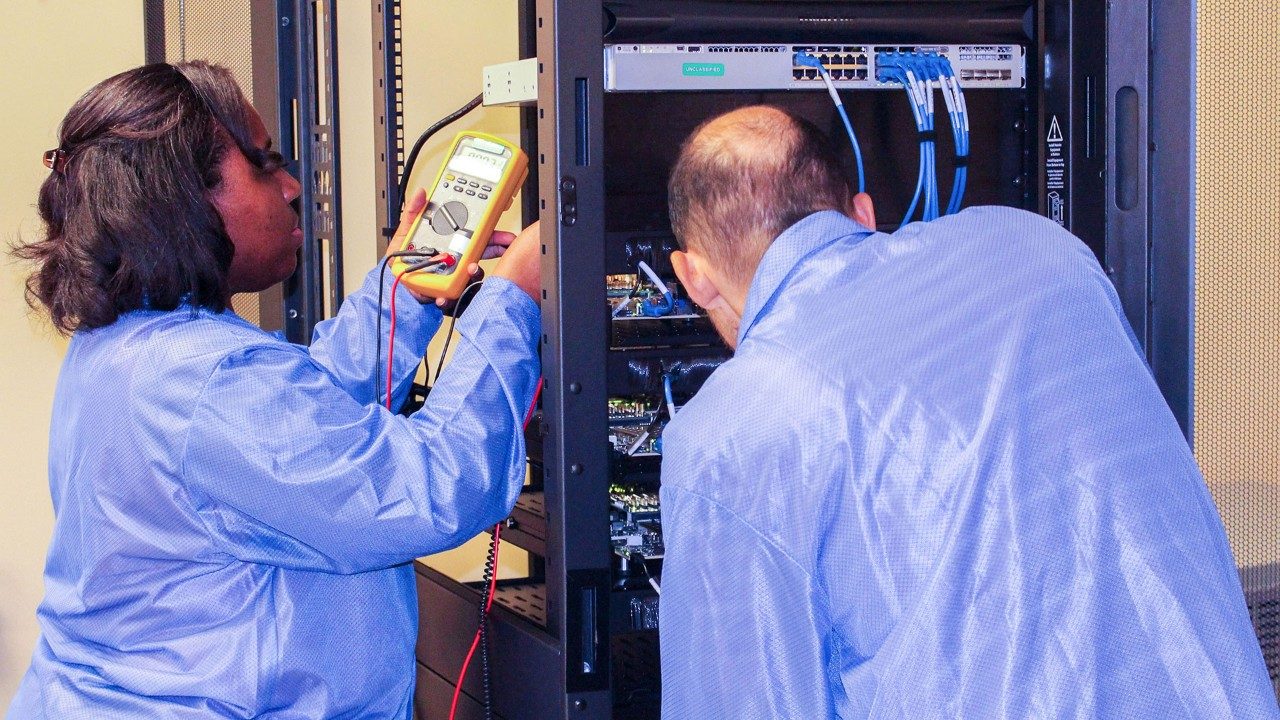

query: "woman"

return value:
[9, 61, 541, 718]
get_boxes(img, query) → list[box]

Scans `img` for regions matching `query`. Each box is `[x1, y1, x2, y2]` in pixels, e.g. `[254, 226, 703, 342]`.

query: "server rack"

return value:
[413, 2, 1195, 718]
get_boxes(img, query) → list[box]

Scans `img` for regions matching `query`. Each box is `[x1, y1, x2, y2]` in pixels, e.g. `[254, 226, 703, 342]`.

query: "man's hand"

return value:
[490, 221, 541, 303]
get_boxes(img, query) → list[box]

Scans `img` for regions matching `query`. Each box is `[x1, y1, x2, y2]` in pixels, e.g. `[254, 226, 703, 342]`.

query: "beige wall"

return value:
[0, 1, 144, 701]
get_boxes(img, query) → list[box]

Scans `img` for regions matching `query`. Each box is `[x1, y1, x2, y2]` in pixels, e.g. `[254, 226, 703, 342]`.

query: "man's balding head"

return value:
[668, 106, 851, 287]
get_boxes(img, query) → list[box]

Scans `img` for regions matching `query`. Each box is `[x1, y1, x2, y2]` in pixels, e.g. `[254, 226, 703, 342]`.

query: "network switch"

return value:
[604, 43, 1026, 91]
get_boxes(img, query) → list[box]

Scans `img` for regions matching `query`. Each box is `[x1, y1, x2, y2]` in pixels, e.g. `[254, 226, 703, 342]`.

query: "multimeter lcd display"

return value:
[448, 147, 507, 184]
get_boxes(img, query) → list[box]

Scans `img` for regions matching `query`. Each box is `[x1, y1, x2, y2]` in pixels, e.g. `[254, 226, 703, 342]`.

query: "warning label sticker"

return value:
[1045, 115, 1067, 227]
[1047, 116, 1063, 143]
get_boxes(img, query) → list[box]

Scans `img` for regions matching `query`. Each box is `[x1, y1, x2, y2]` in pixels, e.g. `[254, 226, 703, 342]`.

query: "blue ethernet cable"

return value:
[794, 51, 866, 194]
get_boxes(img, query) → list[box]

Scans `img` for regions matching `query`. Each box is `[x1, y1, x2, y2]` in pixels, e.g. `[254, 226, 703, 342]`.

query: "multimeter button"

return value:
[478, 193, 489, 199]
[466, 189, 476, 196]
[446, 174, 455, 181]
[469, 181, 479, 188]
[441, 183, 450, 190]
[481, 185, 492, 192]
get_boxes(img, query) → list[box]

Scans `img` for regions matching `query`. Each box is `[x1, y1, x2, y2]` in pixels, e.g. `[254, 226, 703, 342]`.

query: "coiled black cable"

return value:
[478, 525, 500, 720]
[396, 93, 484, 216]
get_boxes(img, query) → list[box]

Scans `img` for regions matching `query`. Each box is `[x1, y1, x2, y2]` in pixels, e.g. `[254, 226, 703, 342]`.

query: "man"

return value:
[657, 105, 1278, 718]
[9, 62, 540, 717]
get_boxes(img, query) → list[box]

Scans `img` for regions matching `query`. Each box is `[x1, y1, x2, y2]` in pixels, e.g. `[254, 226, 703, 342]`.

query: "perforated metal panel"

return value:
[1196, 1, 1280, 698]
[146, 0, 265, 326]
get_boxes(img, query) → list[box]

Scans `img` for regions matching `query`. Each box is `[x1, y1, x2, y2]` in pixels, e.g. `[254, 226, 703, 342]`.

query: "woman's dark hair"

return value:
[13, 61, 266, 333]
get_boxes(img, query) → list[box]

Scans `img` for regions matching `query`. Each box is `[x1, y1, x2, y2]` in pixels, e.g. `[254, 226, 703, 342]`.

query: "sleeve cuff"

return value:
[359, 263, 443, 326]
[456, 277, 540, 348]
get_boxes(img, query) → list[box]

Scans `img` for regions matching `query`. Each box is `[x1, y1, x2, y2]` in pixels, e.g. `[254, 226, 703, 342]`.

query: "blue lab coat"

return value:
[658, 209, 1278, 718]
[7, 270, 540, 718]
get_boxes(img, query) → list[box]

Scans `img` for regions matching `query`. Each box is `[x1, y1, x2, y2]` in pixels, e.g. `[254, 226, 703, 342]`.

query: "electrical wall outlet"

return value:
[483, 58, 538, 106]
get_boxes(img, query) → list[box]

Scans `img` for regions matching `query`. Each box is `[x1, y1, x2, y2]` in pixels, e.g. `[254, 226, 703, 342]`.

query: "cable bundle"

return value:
[876, 51, 970, 227]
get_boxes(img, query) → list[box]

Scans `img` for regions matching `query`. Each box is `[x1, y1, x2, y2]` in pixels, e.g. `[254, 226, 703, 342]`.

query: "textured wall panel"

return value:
[1196, 2, 1280, 566]
[154, 0, 262, 327]
[1197, 0, 1280, 697]
[162, 0, 255, 99]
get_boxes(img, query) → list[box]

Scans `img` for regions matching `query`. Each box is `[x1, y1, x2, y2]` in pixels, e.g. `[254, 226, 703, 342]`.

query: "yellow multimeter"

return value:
[392, 131, 529, 298]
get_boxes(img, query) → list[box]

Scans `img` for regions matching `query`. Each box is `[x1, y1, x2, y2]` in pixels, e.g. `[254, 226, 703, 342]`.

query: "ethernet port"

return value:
[804, 68, 818, 80]
[792, 68, 805, 81]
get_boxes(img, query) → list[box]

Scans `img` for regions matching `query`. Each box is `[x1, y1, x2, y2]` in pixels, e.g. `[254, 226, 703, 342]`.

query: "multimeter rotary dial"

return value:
[430, 201, 470, 235]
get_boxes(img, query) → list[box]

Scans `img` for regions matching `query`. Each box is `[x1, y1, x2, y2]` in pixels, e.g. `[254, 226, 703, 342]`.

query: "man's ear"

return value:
[850, 192, 877, 230]
[671, 249, 723, 310]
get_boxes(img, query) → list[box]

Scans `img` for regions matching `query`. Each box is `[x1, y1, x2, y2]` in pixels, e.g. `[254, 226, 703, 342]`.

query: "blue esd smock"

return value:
[659, 208, 1278, 718]
[7, 269, 540, 718]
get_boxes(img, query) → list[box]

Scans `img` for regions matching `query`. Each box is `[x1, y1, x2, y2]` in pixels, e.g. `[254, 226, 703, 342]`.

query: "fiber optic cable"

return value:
[925, 53, 969, 216]
[939, 63, 964, 215]
[943, 60, 970, 215]
[794, 51, 867, 194]
[914, 55, 940, 221]
[877, 52, 930, 227]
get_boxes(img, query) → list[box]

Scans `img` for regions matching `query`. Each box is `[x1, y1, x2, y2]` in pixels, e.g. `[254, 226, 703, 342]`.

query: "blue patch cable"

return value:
[793, 51, 867, 194]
